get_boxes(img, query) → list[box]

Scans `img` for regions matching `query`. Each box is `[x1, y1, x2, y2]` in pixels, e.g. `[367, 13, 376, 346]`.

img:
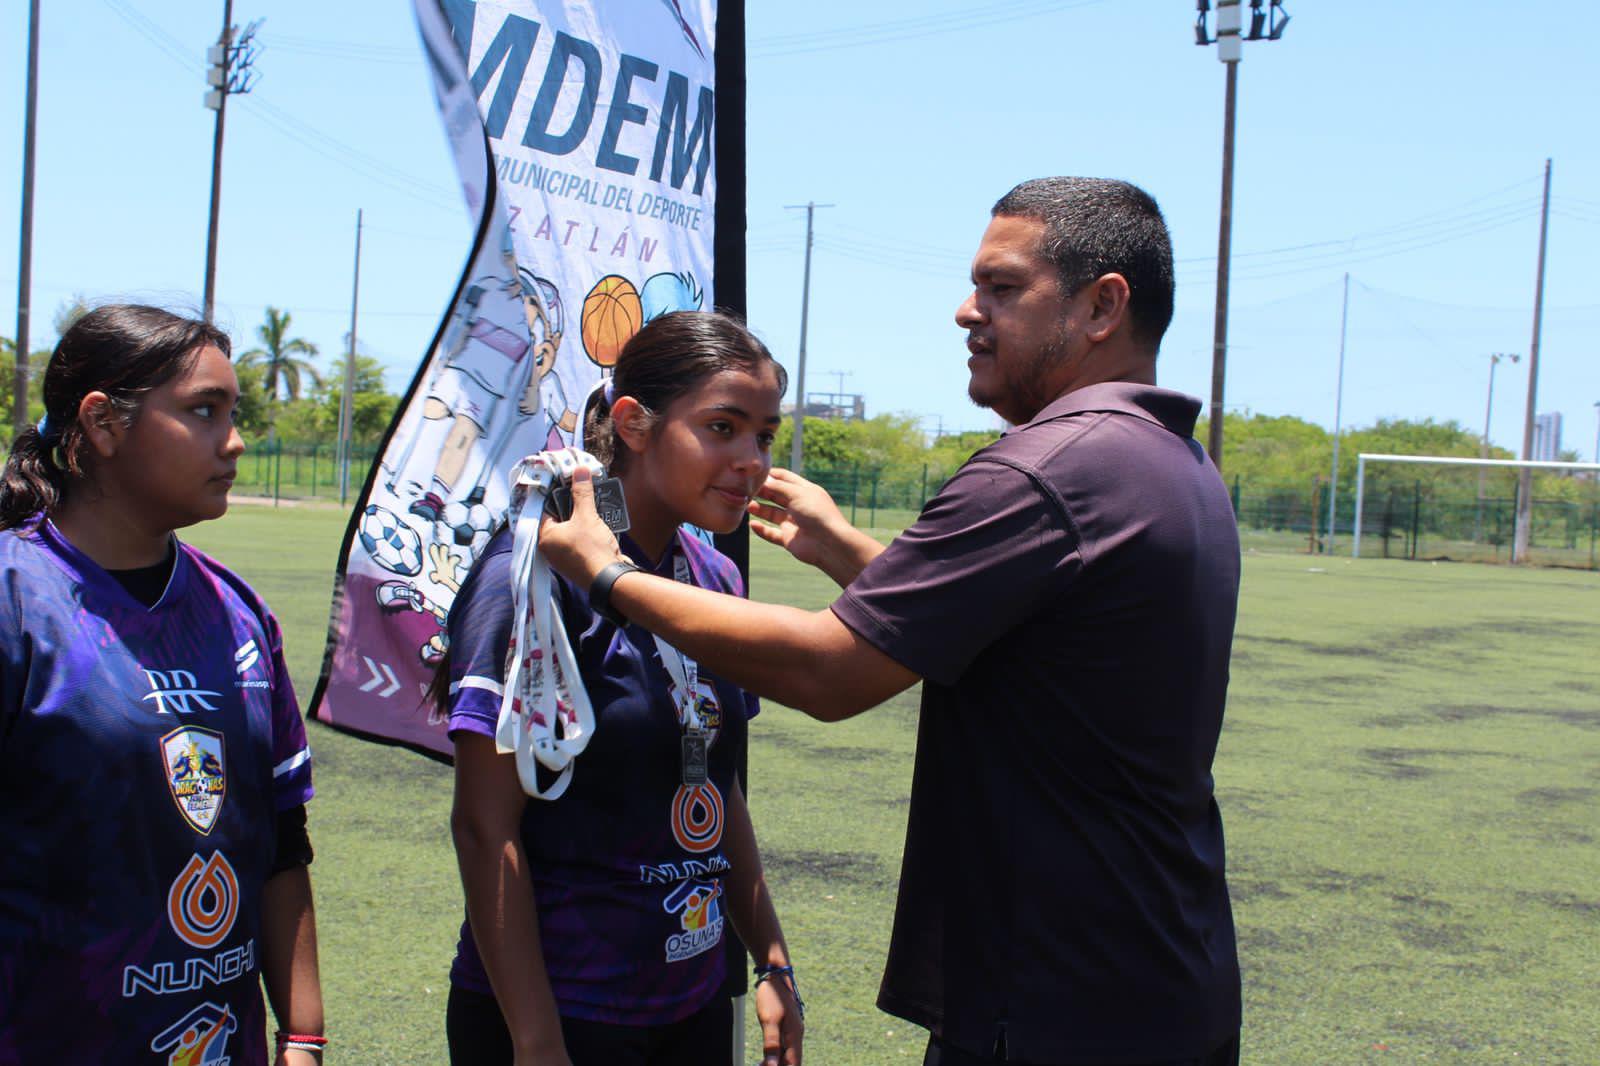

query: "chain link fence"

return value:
[226, 442, 1600, 570]
[1230, 475, 1600, 569]
[230, 440, 382, 503]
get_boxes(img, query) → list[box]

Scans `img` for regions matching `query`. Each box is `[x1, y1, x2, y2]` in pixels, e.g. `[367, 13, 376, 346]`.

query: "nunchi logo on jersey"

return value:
[149, 1001, 236, 1065]
[162, 727, 227, 834]
[142, 668, 224, 715]
[168, 852, 240, 950]
[662, 877, 724, 963]
[670, 782, 723, 853]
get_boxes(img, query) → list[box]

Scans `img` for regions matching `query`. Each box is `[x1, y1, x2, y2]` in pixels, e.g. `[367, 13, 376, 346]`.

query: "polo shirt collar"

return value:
[1018, 380, 1201, 438]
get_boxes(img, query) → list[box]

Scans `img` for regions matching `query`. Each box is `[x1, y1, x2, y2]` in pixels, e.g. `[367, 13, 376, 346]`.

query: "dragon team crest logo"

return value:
[163, 727, 227, 833]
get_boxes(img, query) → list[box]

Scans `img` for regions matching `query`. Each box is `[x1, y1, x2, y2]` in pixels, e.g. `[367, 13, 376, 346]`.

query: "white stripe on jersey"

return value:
[452, 675, 504, 697]
[273, 748, 311, 779]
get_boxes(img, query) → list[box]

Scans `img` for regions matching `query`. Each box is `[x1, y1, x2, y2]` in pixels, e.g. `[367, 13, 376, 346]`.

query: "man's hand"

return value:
[754, 973, 805, 1065]
[749, 468, 884, 588]
[536, 466, 627, 586]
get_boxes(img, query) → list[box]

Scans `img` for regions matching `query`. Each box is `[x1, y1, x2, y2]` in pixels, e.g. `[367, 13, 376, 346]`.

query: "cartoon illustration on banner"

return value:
[314, 0, 719, 755]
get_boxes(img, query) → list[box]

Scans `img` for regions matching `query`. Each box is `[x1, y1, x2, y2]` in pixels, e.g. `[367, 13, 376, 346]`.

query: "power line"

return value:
[750, 0, 1111, 57]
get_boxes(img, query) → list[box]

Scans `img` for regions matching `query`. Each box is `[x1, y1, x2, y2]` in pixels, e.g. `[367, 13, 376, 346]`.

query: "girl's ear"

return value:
[77, 391, 123, 460]
[611, 395, 651, 456]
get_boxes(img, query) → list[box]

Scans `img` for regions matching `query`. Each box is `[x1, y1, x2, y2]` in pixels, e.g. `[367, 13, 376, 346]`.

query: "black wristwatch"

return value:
[589, 560, 642, 627]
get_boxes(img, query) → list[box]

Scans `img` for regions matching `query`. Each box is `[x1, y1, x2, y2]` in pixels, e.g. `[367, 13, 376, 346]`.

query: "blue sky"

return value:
[2, 1, 1598, 456]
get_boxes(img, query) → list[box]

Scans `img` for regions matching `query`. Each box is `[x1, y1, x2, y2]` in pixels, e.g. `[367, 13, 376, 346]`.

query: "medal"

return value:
[681, 728, 709, 786]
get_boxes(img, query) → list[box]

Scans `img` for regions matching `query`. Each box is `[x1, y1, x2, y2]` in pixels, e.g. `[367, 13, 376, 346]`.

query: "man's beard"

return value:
[966, 323, 1075, 424]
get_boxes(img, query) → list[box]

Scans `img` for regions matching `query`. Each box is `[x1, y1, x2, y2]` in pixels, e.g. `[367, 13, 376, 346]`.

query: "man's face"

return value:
[956, 214, 1086, 425]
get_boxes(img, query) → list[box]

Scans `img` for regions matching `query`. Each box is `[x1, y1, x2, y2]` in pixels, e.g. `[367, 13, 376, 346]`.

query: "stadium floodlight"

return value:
[1350, 452, 1600, 560]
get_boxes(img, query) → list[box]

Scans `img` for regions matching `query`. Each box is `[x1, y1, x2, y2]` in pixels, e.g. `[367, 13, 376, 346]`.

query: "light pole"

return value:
[783, 201, 832, 474]
[201, 4, 260, 323]
[1326, 272, 1348, 552]
[1194, 0, 1289, 470]
[1476, 352, 1519, 540]
[1512, 159, 1552, 564]
[13, 0, 40, 437]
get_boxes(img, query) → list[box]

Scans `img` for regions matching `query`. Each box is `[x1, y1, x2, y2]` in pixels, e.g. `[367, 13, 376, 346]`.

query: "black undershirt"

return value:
[107, 539, 313, 874]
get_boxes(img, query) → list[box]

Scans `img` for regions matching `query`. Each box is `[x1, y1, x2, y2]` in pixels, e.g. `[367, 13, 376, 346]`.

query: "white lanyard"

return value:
[497, 448, 606, 801]
[651, 543, 704, 732]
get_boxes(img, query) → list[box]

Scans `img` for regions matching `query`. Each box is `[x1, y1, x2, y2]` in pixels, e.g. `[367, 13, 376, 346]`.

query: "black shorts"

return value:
[923, 1031, 1241, 1066]
[446, 984, 733, 1066]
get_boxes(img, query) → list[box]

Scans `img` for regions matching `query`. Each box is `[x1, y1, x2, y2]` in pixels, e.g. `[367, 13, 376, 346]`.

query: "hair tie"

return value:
[35, 413, 53, 440]
[603, 380, 616, 406]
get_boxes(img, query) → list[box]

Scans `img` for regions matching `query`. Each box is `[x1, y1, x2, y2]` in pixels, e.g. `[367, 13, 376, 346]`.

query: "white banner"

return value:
[314, 0, 719, 754]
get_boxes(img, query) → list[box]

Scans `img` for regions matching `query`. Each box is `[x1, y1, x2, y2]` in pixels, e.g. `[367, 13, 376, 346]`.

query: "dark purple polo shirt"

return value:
[832, 382, 1242, 1064]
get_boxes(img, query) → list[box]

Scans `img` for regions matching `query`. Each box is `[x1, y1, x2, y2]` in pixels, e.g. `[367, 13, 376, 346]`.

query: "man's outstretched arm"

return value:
[538, 470, 919, 720]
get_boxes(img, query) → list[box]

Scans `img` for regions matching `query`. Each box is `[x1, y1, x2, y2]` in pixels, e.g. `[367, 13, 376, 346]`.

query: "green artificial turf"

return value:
[181, 504, 1600, 1064]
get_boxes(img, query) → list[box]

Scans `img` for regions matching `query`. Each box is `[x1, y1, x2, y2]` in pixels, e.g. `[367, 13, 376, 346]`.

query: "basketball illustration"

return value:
[581, 275, 643, 367]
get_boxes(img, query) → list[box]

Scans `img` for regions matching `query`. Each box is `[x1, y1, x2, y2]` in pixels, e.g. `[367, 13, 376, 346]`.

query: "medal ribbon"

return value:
[498, 447, 607, 800]
[652, 541, 704, 731]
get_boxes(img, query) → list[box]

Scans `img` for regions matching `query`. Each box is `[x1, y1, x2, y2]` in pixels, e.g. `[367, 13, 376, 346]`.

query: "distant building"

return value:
[785, 391, 865, 422]
[1532, 412, 1562, 462]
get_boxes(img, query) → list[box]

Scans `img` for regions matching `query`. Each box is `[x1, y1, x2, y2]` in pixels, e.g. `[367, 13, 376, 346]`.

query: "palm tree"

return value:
[238, 307, 322, 442]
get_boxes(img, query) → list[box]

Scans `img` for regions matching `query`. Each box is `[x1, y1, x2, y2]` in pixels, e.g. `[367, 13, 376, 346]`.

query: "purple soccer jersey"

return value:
[0, 520, 313, 1065]
[447, 528, 757, 1026]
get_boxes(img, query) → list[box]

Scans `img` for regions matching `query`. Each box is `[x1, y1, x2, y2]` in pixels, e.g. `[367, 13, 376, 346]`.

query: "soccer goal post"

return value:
[1351, 453, 1600, 559]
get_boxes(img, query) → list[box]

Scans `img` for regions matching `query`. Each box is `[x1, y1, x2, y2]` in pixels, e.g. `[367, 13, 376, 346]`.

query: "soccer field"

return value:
[185, 504, 1600, 1064]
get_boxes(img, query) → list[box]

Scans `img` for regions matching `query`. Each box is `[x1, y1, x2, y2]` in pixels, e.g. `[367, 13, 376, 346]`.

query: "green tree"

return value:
[317, 354, 398, 446]
[0, 337, 50, 426]
[238, 307, 322, 418]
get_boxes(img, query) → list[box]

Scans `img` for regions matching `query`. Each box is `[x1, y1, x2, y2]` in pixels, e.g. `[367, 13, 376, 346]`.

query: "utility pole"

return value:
[338, 209, 363, 505]
[783, 201, 832, 473]
[13, 0, 40, 436]
[1194, 0, 1289, 471]
[1475, 351, 1518, 540]
[1512, 159, 1552, 564]
[1326, 272, 1348, 552]
[201, 3, 261, 323]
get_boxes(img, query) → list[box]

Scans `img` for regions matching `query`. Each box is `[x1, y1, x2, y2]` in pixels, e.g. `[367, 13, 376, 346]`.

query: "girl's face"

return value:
[626, 364, 783, 536]
[104, 344, 245, 531]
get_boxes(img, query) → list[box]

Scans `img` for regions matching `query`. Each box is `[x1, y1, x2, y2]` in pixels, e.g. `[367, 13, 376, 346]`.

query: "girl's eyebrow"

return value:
[183, 385, 237, 400]
[703, 403, 782, 426]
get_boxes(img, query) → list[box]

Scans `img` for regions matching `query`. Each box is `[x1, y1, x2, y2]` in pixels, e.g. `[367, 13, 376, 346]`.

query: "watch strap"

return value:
[589, 560, 642, 627]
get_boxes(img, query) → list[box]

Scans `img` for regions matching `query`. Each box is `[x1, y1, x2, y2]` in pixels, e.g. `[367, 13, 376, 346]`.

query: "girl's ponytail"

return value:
[0, 419, 68, 530]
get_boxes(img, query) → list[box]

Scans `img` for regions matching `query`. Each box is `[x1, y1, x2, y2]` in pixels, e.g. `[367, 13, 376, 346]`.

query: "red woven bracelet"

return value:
[275, 1032, 329, 1052]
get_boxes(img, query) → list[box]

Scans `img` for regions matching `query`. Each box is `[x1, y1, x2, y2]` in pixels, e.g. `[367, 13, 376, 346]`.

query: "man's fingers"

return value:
[748, 501, 788, 526]
[756, 472, 803, 508]
[749, 520, 784, 547]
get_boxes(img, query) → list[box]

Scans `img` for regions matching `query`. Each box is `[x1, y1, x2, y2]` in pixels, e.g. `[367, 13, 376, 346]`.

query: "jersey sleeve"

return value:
[445, 544, 515, 741]
[831, 459, 1082, 688]
[264, 606, 314, 810]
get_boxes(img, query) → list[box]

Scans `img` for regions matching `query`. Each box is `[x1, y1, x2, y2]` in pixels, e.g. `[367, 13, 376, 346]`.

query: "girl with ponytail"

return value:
[0, 305, 325, 1065]
[441, 310, 804, 1066]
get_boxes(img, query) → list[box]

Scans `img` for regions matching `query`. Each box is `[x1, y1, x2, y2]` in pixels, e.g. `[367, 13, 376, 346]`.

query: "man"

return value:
[540, 178, 1242, 1066]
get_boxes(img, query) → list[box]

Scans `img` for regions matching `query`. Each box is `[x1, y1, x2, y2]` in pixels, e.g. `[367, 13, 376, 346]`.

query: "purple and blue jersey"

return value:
[446, 527, 756, 1026]
[0, 519, 312, 1065]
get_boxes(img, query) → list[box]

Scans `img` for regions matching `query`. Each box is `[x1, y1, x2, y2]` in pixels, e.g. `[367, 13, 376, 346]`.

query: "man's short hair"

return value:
[992, 178, 1175, 349]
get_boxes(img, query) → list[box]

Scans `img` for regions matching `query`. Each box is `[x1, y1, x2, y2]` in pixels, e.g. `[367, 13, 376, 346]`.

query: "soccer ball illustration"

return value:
[440, 499, 495, 556]
[359, 504, 425, 575]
